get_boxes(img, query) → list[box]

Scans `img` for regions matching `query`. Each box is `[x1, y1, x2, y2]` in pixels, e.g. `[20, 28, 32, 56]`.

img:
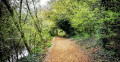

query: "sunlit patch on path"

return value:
[44, 36, 92, 62]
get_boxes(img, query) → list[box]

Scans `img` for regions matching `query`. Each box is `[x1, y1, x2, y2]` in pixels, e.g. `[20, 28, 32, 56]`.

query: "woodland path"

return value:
[44, 36, 92, 62]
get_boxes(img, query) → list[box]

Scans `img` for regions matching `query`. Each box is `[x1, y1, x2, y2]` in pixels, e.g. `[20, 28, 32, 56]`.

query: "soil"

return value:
[44, 36, 92, 62]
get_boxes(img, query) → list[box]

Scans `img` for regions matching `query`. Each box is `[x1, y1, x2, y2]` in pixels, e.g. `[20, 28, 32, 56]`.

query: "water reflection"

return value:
[6, 47, 29, 62]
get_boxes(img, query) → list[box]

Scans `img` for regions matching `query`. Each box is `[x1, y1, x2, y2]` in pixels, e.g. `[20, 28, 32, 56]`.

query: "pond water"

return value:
[6, 47, 29, 62]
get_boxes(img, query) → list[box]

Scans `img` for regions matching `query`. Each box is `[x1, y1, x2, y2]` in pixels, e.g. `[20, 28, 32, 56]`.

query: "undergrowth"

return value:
[70, 35, 120, 62]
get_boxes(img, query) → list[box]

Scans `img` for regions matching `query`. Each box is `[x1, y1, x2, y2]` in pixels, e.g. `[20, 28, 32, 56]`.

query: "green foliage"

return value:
[46, 43, 52, 47]
[46, 0, 120, 61]
[1, 0, 120, 61]
[0, 0, 54, 62]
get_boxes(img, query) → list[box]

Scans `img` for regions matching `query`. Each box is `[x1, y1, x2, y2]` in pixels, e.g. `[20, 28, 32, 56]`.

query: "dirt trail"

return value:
[44, 36, 92, 62]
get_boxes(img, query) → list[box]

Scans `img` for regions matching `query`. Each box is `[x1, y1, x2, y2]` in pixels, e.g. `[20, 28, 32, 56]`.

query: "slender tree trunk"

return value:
[2, 0, 31, 53]
[7, 56, 10, 62]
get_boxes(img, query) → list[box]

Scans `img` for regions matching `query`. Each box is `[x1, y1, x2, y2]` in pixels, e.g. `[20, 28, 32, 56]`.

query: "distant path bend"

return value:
[44, 36, 92, 62]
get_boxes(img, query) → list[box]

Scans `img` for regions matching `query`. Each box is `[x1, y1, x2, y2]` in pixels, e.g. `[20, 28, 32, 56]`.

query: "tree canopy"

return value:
[0, 0, 120, 62]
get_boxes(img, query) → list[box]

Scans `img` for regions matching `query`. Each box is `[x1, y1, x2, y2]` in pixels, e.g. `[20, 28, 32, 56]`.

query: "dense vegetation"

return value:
[43, 0, 120, 61]
[0, 0, 120, 62]
[0, 0, 54, 62]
